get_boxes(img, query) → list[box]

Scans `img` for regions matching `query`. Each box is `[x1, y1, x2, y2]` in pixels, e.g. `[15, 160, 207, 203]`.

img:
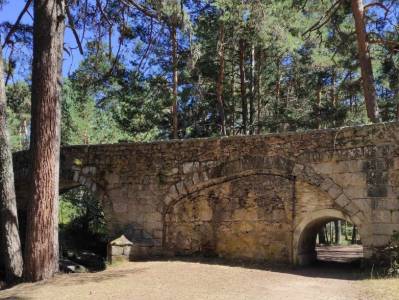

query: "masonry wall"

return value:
[14, 122, 399, 263]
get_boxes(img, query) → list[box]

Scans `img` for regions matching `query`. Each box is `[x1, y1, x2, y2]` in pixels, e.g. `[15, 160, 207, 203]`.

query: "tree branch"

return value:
[2, 0, 32, 48]
[66, 3, 84, 55]
[303, 0, 343, 37]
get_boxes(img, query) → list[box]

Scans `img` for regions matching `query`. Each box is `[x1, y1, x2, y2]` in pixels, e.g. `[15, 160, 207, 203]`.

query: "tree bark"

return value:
[216, 22, 226, 136]
[239, 39, 247, 134]
[331, 69, 337, 107]
[231, 58, 236, 135]
[351, 0, 380, 123]
[24, 0, 65, 282]
[170, 23, 178, 139]
[0, 44, 23, 283]
[318, 227, 326, 244]
[351, 225, 357, 244]
[256, 49, 262, 134]
[249, 45, 255, 135]
[316, 86, 322, 129]
[334, 220, 341, 244]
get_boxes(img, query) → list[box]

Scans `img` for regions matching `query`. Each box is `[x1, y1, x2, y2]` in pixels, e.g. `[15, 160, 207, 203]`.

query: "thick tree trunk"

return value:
[0, 45, 23, 283]
[24, 0, 65, 282]
[351, 0, 380, 123]
[170, 23, 178, 139]
[239, 39, 247, 134]
[216, 22, 226, 136]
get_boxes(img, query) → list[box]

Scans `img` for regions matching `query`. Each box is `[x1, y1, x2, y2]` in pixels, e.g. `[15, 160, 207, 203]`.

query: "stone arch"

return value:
[163, 156, 365, 221]
[162, 171, 296, 258]
[161, 155, 368, 258]
[293, 208, 365, 265]
[65, 164, 115, 225]
[69, 165, 100, 195]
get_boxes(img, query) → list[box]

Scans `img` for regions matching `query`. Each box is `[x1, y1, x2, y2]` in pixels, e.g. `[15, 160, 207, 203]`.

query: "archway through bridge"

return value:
[294, 209, 364, 266]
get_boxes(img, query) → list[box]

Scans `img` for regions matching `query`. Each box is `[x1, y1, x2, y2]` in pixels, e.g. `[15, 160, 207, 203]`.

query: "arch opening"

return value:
[59, 185, 107, 272]
[295, 210, 363, 266]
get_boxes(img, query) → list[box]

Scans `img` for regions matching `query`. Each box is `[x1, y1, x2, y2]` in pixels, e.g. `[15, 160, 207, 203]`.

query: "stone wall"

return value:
[14, 122, 399, 264]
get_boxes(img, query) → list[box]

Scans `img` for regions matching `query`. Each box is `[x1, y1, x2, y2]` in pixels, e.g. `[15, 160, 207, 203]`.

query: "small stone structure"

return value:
[108, 235, 133, 263]
[14, 122, 399, 265]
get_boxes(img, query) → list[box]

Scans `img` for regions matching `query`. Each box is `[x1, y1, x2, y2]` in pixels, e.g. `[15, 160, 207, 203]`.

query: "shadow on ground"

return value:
[144, 256, 368, 281]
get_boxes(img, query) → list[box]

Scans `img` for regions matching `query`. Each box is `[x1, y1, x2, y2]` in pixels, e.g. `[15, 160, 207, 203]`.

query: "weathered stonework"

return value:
[14, 122, 399, 265]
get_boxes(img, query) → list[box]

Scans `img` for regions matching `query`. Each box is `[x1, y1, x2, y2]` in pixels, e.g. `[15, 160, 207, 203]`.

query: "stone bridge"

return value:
[14, 122, 399, 265]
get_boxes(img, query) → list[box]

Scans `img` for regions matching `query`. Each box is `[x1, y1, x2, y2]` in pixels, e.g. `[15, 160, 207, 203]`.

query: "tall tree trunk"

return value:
[216, 22, 226, 136]
[0, 44, 23, 284]
[334, 220, 341, 244]
[249, 44, 255, 134]
[396, 91, 399, 121]
[170, 23, 178, 139]
[351, 225, 357, 244]
[318, 227, 326, 244]
[351, 0, 380, 123]
[239, 39, 247, 134]
[331, 69, 337, 107]
[275, 57, 281, 103]
[256, 49, 262, 134]
[231, 59, 236, 135]
[24, 0, 65, 282]
[316, 86, 322, 129]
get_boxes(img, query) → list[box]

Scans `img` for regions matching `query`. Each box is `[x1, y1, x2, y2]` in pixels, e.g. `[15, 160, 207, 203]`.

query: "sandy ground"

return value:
[0, 260, 395, 300]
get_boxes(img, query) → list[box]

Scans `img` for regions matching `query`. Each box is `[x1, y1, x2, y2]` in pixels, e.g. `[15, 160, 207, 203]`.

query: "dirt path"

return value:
[0, 261, 393, 300]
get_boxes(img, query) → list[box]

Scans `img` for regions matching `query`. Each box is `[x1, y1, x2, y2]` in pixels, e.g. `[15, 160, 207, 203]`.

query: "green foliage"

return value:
[59, 187, 107, 256]
[5, 82, 30, 151]
[61, 79, 130, 145]
[372, 232, 399, 278]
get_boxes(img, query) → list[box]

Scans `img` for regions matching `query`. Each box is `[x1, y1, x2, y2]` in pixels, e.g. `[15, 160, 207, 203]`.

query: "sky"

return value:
[0, 0, 84, 78]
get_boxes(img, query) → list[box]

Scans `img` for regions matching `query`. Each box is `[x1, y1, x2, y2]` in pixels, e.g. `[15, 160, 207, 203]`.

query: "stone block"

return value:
[327, 184, 342, 200]
[292, 164, 304, 176]
[168, 185, 179, 199]
[73, 170, 80, 182]
[343, 201, 360, 216]
[111, 245, 124, 256]
[344, 186, 367, 199]
[373, 223, 399, 235]
[373, 210, 392, 223]
[164, 195, 174, 206]
[146, 212, 162, 223]
[112, 200, 128, 213]
[372, 235, 392, 247]
[320, 178, 334, 192]
[352, 198, 371, 214]
[192, 172, 200, 185]
[335, 194, 350, 208]
[392, 211, 399, 223]
[313, 162, 333, 175]
[183, 162, 199, 174]
[175, 181, 187, 195]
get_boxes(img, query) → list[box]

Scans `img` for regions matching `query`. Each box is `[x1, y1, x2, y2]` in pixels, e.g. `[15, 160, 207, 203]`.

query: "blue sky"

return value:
[0, 0, 84, 77]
